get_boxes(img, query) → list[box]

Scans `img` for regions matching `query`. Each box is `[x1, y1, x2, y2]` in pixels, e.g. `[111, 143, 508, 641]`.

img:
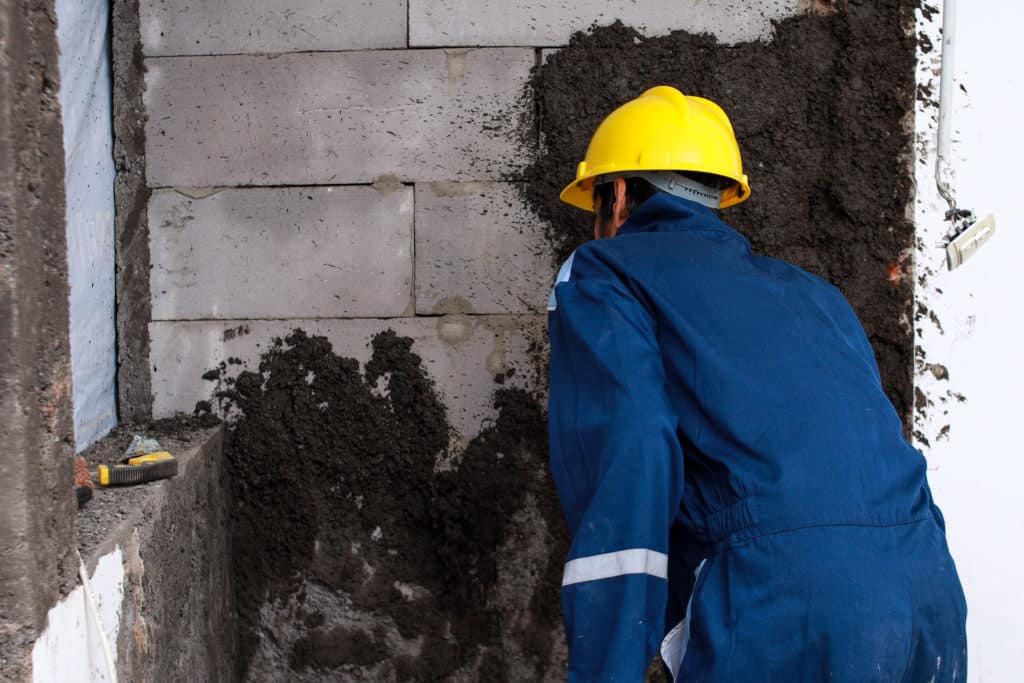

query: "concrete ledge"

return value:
[33, 427, 234, 682]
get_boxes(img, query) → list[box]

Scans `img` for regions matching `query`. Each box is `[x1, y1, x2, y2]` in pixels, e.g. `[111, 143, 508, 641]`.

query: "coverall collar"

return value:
[615, 192, 751, 250]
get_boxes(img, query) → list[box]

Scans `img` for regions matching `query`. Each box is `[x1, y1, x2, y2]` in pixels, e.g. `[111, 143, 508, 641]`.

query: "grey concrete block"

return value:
[144, 49, 535, 188]
[148, 186, 413, 320]
[410, 0, 801, 47]
[415, 182, 554, 315]
[149, 316, 547, 442]
[140, 0, 408, 56]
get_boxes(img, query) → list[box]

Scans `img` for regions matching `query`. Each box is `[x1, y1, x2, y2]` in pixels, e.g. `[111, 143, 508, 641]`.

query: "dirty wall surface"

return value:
[121, 1, 918, 680]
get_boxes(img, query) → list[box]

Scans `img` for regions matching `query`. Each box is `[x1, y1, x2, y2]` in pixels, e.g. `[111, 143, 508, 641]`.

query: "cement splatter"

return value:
[910, 2, 969, 447]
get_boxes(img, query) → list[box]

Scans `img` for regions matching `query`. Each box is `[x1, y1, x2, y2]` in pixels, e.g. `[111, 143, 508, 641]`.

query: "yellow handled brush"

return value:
[97, 451, 177, 487]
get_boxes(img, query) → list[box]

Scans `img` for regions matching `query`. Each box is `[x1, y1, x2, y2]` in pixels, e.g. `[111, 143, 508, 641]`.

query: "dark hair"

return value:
[593, 171, 734, 227]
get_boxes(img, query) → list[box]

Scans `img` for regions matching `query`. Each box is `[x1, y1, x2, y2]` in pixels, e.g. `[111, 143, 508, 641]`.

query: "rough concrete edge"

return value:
[80, 428, 223, 568]
[88, 427, 235, 682]
[0, 2, 76, 680]
[112, 0, 153, 421]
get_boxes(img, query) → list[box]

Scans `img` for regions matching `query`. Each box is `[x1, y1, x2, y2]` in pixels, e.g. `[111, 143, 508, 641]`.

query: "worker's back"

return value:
[547, 192, 966, 682]
[601, 195, 935, 543]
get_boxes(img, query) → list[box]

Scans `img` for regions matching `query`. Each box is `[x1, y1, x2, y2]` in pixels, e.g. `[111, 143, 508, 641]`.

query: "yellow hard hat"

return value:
[559, 86, 751, 212]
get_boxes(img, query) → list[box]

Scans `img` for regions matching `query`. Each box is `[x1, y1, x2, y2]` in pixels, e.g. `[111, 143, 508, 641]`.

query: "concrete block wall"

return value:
[129, 11, 815, 675]
[132, 2, 1024, 681]
[136, 0, 803, 438]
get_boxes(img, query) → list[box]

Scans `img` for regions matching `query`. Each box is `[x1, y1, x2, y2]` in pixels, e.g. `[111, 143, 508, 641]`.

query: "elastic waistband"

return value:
[703, 497, 757, 544]
[701, 497, 935, 549]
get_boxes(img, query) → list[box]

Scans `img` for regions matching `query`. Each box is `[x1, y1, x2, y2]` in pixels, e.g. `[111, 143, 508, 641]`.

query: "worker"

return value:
[547, 86, 967, 682]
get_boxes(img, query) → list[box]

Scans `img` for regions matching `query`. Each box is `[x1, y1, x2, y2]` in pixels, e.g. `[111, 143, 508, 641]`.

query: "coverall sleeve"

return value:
[547, 247, 686, 682]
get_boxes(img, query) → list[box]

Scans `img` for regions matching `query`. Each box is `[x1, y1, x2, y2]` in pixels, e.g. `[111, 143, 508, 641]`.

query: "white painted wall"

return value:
[31, 548, 124, 683]
[56, 0, 118, 451]
[914, 4, 1024, 680]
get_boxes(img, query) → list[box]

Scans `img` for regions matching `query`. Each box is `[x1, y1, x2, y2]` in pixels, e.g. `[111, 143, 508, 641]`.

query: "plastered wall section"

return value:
[56, 0, 118, 451]
[913, 5, 1024, 679]
[139, 0, 805, 439]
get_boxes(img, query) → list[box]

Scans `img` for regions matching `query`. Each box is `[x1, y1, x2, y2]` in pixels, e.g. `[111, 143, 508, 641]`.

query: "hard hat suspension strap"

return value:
[594, 171, 724, 209]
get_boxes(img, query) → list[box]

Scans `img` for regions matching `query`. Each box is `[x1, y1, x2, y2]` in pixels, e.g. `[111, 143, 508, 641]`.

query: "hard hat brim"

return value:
[559, 177, 597, 212]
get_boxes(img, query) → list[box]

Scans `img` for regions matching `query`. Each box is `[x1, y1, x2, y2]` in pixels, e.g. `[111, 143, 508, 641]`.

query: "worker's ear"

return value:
[612, 177, 629, 227]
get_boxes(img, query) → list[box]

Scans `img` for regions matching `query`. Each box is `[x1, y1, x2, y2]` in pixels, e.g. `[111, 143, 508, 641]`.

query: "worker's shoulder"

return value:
[748, 250, 857, 314]
[556, 238, 622, 276]
[547, 241, 643, 309]
[555, 239, 664, 290]
[754, 250, 845, 293]
[569, 231, 679, 268]
[562, 231, 846, 301]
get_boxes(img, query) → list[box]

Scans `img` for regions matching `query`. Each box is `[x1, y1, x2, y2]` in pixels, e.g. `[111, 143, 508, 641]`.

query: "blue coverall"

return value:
[547, 192, 967, 682]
